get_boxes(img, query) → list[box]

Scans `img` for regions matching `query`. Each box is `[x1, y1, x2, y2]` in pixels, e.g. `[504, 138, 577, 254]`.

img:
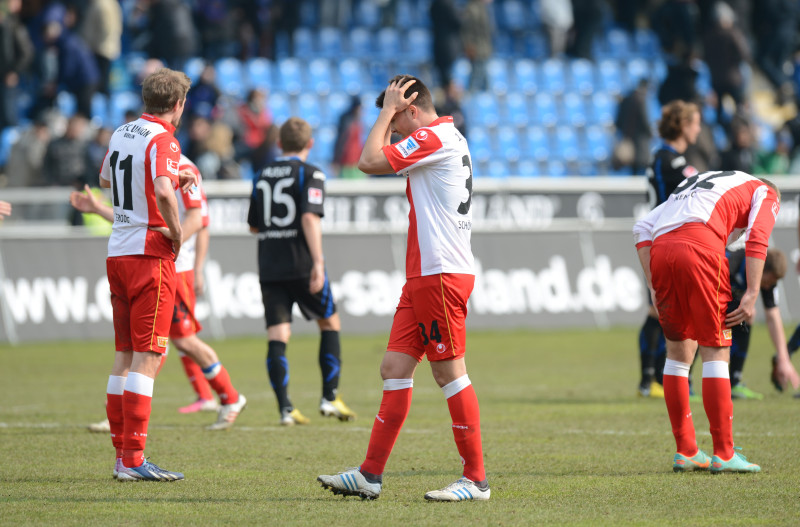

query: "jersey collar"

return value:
[140, 113, 176, 134]
[426, 116, 453, 127]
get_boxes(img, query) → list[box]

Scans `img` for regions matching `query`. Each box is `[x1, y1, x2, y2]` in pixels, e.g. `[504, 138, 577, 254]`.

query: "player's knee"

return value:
[318, 315, 340, 332]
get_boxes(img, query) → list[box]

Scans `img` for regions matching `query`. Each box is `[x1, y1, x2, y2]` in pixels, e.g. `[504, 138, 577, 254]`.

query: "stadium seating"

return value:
[533, 92, 558, 128]
[245, 58, 272, 91]
[569, 59, 594, 95]
[487, 58, 510, 95]
[268, 92, 292, 125]
[513, 59, 538, 95]
[496, 126, 521, 162]
[540, 59, 566, 95]
[215, 58, 244, 98]
[308, 58, 333, 96]
[276, 58, 303, 95]
[467, 128, 491, 164]
[293, 28, 315, 60]
[523, 126, 550, 162]
[562, 93, 587, 127]
[553, 126, 580, 162]
[338, 58, 365, 95]
[0, 126, 19, 167]
[317, 27, 344, 60]
[296, 93, 323, 128]
[471, 92, 500, 128]
[504, 93, 529, 127]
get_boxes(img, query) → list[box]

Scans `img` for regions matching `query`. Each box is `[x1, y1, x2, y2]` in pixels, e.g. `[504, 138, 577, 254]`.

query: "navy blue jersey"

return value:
[727, 248, 776, 311]
[248, 157, 326, 282]
[645, 144, 698, 208]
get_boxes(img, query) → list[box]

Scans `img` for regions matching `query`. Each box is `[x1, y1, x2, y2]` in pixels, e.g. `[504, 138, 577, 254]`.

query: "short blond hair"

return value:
[142, 68, 191, 115]
[280, 117, 312, 153]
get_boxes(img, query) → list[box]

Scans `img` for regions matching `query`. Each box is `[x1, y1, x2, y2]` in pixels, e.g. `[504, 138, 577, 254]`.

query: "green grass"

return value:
[2, 327, 799, 525]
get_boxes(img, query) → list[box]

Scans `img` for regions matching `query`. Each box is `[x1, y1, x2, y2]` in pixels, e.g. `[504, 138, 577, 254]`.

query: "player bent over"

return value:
[318, 76, 488, 501]
[634, 170, 798, 474]
[248, 117, 356, 426]
[99, 68, 194, 481]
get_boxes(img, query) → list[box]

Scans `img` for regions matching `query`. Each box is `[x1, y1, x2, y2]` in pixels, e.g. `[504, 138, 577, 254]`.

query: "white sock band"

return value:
[664, 359, 691, 378]
[125, 372, 154, 397]
[702, 361, 729, 379]
[383, 378, 413, 391]
[107, 375, 127, 395]
[442, 375, 471, 399]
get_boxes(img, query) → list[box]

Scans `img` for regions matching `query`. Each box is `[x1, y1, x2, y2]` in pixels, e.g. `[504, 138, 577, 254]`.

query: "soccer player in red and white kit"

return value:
[318, 76, 488, 501]
[633, 170, 791, 473]
[99, 68, 195, 481]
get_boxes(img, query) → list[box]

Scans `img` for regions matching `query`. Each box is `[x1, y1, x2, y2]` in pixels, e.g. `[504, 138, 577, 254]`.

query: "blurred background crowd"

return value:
[2, 0, 800, 191]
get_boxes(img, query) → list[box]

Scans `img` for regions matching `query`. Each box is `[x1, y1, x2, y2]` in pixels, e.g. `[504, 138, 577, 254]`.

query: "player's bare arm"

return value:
[764, 306, 800, 389]
[99, 176, 111, 189]
[181, 207, 203, 242]
[725, 256, 765, 327]
[0, 200, 11, 219]
[194, 227, 209, 295]
[636, 245, 658, 315]
[152, 175, 183, 261]
[301, 212, 325, 294]
[358, 78, 418, 175]
[70, 184, 114, 223]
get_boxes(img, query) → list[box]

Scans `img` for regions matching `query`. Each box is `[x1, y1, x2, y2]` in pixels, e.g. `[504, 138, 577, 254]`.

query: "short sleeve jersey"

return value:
[645, 145, 699, 207]
[382, 116, 475, 279]
[99, 114, 180, 259]
[247, 157, 326, 281]
[633, 171, 780, 260]
[174, 155, 203, 273]
[727, 248, 777, 310]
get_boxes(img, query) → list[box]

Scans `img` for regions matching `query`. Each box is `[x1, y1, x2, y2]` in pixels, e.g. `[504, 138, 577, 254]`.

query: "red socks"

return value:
[203, 362, 238, 404]
[360, 379, 413, 476]
[121, 372, 154, 468]
[702, 361, 734, 460]
[443, 376, 485, 483]
[663, 359, 697, 456]
[180, 353, 214, 401]
[106, 375, 126, 459]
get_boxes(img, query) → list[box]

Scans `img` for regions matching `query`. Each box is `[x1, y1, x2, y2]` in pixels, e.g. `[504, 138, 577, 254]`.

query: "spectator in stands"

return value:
[615, 79, 653, 175]
[332, 96, 364, 179]
[437, 80, 467, 138]
[460, 0, 493, 93]
[85, 127, 112, 183]
[43, 113, 90, 188]
[236, 88, 273, 171]
[5, 113, 50, 187]
[754, 128, 791, 175]
[320, 0, 351, 28]
[568, 0, 604, 60]
[79, 0, 122, 97]
[146, 0, 198, 70]
[540, 0, 573, 58]
[0, 0, 33, 130]
[658, 54, 701, 107]
[430, 0, 462, 87]
[270, 0, 301, 59]
[651, 0, 700, 59]
[703, 2, 750, 126]
[720, 116, 755, 173]
[193, 0, 233, 61]
[684, 118, 720, 173]
[185, 64, 220, 121]
[753, 0, 798, 104]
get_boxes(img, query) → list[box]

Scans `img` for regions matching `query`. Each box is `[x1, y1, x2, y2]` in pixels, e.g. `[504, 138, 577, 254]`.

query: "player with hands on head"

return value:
[318, 75, 489, 501]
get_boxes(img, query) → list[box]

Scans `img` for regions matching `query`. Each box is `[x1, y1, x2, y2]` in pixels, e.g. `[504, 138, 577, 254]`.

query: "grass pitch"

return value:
[1, 327, 799, 525]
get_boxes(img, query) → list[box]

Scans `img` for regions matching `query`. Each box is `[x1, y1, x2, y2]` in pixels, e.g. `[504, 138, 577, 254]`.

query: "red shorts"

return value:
[107, 255, 176, 353]
[650, 232, 732, 347]
[387, 273, 474, 362]
[170, 270, 202, 338]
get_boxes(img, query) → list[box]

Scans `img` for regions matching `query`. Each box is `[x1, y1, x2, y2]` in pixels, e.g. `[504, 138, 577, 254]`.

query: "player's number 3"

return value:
[457, 154, 473, 215]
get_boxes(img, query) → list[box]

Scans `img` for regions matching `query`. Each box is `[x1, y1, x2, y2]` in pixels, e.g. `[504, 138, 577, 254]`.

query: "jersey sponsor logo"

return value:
[682, 165, 698, 178]
[308, 187, 323, 205]
[436, 342, 446, 353]
[157, 336, 168, 347]
[722, 329, 732, 340]
[415, 130, 429, 141]
[170, 142, 179, 152]
[395, 137, 420, 158]
[167, 158, 179, 175]
[671, 156, 686, 169]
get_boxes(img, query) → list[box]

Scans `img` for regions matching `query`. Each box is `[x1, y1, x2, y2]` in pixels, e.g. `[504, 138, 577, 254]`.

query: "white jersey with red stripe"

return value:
[174, 155, 205, 273]
[633, 170, 779, 259]
[382, 116, 475, 278]
[100, 114, 180, 260]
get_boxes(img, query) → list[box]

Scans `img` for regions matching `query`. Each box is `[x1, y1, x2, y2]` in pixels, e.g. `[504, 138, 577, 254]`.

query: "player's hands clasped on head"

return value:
[383, 78, 418, 113]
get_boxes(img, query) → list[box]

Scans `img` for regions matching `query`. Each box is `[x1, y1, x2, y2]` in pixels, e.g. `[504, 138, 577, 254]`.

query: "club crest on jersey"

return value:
[170, 142, 179, 152]
[436, 343, 446, 354]
[772, 201, 779, 219]
[682, 165, 698, 178]
[395, 137, 420, 158]
[308, 187, 323, 205]
[167, 158, 179, 175]
[157, 336, 168, 348]
[415, 130, 429, 141]
[723, 329, 732, 340]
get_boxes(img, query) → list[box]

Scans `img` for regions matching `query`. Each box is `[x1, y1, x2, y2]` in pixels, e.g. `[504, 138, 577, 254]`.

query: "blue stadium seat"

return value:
[325, 92, 351, 127]
[606, 28, 632, 60]
[524, 31, 548, 60]
[626, 58, 650, 88]
[471, 92, 500, 127]
[504, 93, 529, 127]
[56, 91, 76, 116]
[493, 32, 515, 59]
[523, 126, 550, 162]
[377, 27, 400, 61]
[0, 126, 19, 167]
[184, 57, 206, 84]
[348, 28, 372, 59]
[317, 27, 343, 60]
[569, 59, 594, 95]
[546, 159, 567, 177]
[516, 159, 540, 177]
[276, 58, 303, 95]
[590, 92, 616, 126]
[338, 58, 364, 95]
[452, 58, 472, 90]
[647, 94, 660, 124]
[562, 93, 587, 127]
[634, 28, 660, 59]
[540, 59, 566, 95]
[712, 124, 728, 150]
[268, 92, 292, 125]
[215, 58, 244, 98]
[487, 159, 509, 179]
[360, 91, 380, 129]
[487, 58, 510, 95]
[355, 0, 380, 28]
[533, 92, 558, 127]
[497, 0, 527, 32]
[91, 93, 109, 126]
[245, 58, 272, 91]
[652, 57, 667, 83]
[467, 128, 492, 164]
[553, 126, 579, 161]
[293, 28, 315, 59]
[496, 126, 521, 162]
[576, 161, 597, 176]
[695, 59, 712, 96]
[296, 93, 322, 128]
[584, 126, 612, 162]
[395, 0, 415, 29]
[308, 58, 333, 95]
[756, 122, 777, 152]
[110, 91, 141, 125]
[513, 59, 538, 95]
[408, 28, 431, 61]
[597, 59, 623, 96]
